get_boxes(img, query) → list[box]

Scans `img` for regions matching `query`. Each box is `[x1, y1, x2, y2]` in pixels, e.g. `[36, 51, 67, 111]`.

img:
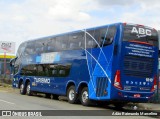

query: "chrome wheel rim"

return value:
[82, 91, 88, 103]
[20, 84, 24, 93]
[69, 89, 75, 101]
[27, 84, 30, 94]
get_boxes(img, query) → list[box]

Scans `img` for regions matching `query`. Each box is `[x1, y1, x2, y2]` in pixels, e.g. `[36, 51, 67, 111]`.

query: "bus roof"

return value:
[25, 22, 122, 43]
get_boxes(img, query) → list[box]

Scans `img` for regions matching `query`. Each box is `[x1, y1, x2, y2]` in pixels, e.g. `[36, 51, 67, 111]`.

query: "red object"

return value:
[150, 75, 157, 92]
[137, 24, 144, 27]
[123, 22, 127, 26]
[114, 70, 122, 90]
[4, 52, 6, 74]
[134, 94, 141, 98]
[129, 40, 153, 46]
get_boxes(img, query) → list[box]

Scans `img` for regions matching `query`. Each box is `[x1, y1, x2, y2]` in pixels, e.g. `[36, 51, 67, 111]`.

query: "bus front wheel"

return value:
[67, 86, 78, 104]
[80, 87, 91, 106]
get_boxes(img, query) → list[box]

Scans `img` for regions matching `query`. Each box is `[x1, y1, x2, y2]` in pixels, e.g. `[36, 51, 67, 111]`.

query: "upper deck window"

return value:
[99, 25, 116, 46]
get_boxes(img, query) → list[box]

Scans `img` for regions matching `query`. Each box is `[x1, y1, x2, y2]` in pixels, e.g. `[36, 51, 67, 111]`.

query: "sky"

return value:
[0, 0, 160, 55]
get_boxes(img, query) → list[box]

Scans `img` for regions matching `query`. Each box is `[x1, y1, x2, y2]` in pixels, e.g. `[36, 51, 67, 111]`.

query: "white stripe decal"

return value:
[82, 30, 109, 64]
[84, 30, 96, 97]
[82, 48, 111, 83]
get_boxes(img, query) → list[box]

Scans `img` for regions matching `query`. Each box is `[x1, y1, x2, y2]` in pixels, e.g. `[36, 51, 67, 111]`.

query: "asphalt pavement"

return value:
[0, 87, 159, 119]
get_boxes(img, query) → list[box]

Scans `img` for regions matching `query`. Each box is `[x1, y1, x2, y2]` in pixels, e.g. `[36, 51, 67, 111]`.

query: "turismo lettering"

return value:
[34, 78, 50, 84]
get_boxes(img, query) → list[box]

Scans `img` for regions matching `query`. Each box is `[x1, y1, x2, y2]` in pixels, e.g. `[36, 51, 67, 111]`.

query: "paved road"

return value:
[0, 88, 157, 119]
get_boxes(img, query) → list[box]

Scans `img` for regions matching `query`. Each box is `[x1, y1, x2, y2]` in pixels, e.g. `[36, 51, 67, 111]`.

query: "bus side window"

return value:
[59, 70, 65, 76]
[25, 42, 36, 55]
[17, 42, 27, 57]
[49, 64, 71, 77]
[86, 30, 97, 48]
[69, 43, 76, 49]
[37, 65, 44, 76]
[14, 66, 19, 75]
[14, 58, 20, 74]
[52, 70, 58, 76]
[69, 33, 85, 50]
[56, 35, 69, 51]
[99, 26, 116, 46]
[46, 37, 56, 52]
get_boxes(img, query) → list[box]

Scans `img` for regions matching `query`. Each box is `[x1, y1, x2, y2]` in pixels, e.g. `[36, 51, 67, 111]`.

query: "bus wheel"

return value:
[26, 82, 32, 96]
[80, 87, 91, 106]
[20, 82, 26, 95]
[67, 86, 77, 104]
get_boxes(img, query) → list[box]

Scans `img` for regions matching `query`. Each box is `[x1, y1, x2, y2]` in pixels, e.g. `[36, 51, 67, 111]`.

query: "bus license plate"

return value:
[134, 94, 141, 98]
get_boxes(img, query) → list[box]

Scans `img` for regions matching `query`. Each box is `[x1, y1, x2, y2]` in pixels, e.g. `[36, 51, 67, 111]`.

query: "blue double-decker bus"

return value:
[10, 22, 158, 107]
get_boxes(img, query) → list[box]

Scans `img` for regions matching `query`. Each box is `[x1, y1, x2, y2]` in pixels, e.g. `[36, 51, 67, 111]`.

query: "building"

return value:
[0, 54, 15, 75]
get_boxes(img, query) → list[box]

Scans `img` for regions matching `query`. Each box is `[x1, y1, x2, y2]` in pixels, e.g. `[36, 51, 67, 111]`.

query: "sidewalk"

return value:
[138, 103, 160, 111]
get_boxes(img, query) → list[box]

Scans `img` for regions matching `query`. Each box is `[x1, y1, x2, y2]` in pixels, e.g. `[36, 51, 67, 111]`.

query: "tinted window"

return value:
[37, 65, 45, 76]
[48, 64, 71, 77]
[86, 30, 98, 48]
[55, 35, 69, 51]
[21, 65, 36, 76]
[123, 25, 158, 46]
[25, 42, 36, 55]
[20, 64, 71, 77]
[46, 37, 56, 52]
[35, 39, 49, 54]
[69, 32, 84, 50]
[17, 42, 27, 57]
[99, 26, 116, 46]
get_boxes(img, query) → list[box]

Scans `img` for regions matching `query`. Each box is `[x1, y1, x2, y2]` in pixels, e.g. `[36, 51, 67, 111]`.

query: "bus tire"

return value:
[20, 82, 26, 95]
[80, 87, 91, 106]
[67, 86, 78, 104]
[26, 82, 32, 96]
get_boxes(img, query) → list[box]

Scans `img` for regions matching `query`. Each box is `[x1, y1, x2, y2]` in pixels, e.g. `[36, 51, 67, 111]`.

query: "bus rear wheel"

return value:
[20, 82, 26, 95]
[80, 87, 91, 106]
[26, 82, 32, 96]
[67, 86, 78, 104]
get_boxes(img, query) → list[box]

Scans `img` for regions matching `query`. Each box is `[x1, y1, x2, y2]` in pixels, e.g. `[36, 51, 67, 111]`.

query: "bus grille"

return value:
[123, 55, 154, 77]
[96, 77, 108, 97]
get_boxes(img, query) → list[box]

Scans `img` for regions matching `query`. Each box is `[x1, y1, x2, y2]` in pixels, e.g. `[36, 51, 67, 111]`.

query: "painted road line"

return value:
[0, 99, 15, 105]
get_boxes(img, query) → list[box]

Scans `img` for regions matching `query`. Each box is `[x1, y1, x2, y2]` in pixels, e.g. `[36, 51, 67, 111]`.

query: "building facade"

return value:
[0, 55, 15, 75]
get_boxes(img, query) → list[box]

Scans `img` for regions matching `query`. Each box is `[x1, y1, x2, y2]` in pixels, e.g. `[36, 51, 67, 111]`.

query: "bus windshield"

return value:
[123, 24, 158, 46]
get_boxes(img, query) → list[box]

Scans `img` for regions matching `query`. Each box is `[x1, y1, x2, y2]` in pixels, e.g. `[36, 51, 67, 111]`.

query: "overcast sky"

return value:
[0, 0, 160, 54]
